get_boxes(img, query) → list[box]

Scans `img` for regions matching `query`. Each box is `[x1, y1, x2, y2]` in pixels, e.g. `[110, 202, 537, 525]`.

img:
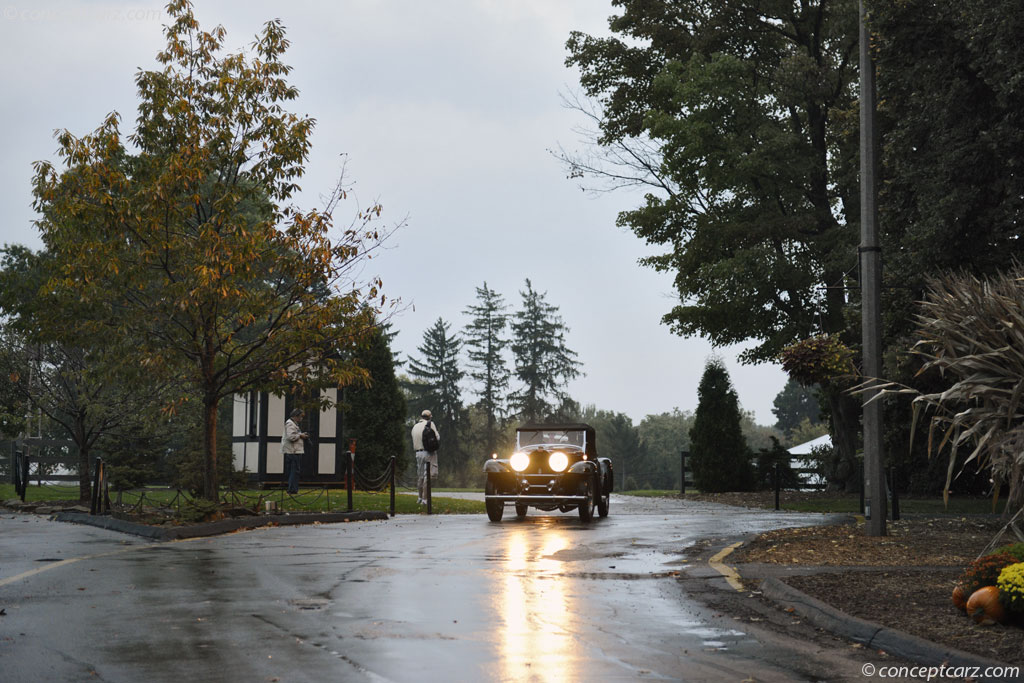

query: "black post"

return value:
[346, 452, 354, 512]
[103, 467, 110, 514]
[426, 464, 432, 515]
[680, 451, 687, 497]
[14, 452, 25, 501]
[859, 460, 866, 516]
[90, 458, 102, 514]
[389, 456, 396, 518]
[890, 465, 901, 521]
[774, 461, 781, 511]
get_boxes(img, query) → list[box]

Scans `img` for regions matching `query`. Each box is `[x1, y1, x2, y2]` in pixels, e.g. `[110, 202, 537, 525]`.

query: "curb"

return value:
[760, 577, 1015, 681]
[53, 510, 389, 541]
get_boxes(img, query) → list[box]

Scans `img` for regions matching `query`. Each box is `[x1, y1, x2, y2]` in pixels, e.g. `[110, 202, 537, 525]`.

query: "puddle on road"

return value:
[672, 620, 748, 652]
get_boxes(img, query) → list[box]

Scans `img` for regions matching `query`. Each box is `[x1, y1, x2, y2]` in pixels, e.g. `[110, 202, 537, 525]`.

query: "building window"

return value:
[248, 391, 259, 437]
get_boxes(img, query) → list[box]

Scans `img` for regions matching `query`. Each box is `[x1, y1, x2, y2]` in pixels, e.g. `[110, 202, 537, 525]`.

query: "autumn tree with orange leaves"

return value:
[31, 1, 394, 500]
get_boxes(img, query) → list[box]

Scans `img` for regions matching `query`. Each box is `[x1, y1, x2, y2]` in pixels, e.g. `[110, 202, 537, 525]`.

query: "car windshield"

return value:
[516, 429, 585, 449]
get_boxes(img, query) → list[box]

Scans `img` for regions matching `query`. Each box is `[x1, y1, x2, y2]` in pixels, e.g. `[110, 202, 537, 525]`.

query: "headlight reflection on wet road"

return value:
[497, 524, 577, 682]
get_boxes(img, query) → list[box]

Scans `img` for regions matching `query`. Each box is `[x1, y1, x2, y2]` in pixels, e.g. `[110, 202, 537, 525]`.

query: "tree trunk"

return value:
[202, 394, 219, 501]
[76, 445, 91, 503]
[74, 416, 91, 503]
[826, 388, 861, 493]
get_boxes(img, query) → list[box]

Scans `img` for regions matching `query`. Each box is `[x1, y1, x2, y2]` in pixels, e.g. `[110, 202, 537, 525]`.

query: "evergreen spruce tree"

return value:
[345, 325, 407, 479]
[689, 358, 753, 493]
[509, 279, 582, 422]
[405, 318, 467, 482]
[462, 282, 510, 456]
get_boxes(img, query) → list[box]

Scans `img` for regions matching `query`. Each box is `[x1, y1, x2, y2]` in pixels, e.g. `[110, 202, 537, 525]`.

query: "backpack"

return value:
[421, 421, 439, 452]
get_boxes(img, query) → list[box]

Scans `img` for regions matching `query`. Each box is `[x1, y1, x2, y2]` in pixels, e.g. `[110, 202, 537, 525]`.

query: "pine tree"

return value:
[345, 324, 407, 479]
[509, 279, 582, 422]
[405, 318, 466, 481]
[462, 282, 510, 456]
[689, 358, 753, 493]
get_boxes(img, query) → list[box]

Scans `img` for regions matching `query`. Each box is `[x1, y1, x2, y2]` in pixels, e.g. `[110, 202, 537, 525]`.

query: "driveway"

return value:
[1, 495, 874, 682]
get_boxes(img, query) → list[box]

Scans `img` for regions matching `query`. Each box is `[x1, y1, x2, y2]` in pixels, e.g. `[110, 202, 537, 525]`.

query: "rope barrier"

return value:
[12, 453, 408, 517]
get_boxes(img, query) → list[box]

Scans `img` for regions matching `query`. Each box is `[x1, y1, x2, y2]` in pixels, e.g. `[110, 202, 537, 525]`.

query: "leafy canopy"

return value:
[564, 0, 860, 362]
[30, 1, 391, 498]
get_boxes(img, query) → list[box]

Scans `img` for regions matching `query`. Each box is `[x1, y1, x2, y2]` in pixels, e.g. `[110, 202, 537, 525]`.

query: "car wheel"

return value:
[597, 475, 610, 518]
[515, 503, 528, 519]
[485, 478, 504, 522]
[578, 475, 595, 522]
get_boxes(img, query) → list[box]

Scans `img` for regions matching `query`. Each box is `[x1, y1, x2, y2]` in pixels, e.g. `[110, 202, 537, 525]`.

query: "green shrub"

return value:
[992, 543, 1024, 562]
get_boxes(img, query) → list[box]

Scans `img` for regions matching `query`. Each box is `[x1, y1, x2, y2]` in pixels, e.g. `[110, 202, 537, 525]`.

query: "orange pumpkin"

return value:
[965, 586, 1006, 625]
[952, 584, 967, 611]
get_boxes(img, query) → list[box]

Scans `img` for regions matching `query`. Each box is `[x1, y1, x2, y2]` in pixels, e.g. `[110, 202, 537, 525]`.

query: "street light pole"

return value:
[859, 0, 887, 536]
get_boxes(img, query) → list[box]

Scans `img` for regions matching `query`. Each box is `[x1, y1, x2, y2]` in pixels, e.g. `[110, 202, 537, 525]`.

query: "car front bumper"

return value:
[484, 493, 589, 504]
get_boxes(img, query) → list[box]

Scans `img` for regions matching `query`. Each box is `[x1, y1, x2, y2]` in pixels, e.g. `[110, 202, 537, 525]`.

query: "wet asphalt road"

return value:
[1, 496, 855, 682]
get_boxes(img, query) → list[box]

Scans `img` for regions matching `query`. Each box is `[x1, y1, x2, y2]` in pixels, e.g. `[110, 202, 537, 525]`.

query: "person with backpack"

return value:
[281, 408, 308, 495]
[411, 409, 441, 506]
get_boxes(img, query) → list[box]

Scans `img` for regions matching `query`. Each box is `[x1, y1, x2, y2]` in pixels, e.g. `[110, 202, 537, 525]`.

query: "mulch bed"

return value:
[686, 492, 1024, 667]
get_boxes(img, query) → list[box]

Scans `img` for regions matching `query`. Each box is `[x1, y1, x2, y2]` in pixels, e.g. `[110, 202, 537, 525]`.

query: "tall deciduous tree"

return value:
[563, 0, 861, 472]
[871, 0, 1024, 332]
[868, 0, 1024, 496]
[462, 282, 509, 456]
[0, 247, 159, 501]
[31, 2, 391, 499]
[509, 279, 582, 422]
[689, 358, 753, 492]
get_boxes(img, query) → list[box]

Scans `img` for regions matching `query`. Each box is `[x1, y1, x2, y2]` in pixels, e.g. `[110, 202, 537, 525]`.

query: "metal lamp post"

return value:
[859, 0, 887, 536]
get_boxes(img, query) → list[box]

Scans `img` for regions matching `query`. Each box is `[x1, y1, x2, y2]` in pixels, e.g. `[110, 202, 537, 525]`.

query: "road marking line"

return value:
[0, 537, 203, 588]
[709, 541, 744, 591]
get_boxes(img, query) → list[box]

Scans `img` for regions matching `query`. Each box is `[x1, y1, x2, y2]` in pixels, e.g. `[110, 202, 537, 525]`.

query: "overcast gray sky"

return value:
[0, 0, 788, 426]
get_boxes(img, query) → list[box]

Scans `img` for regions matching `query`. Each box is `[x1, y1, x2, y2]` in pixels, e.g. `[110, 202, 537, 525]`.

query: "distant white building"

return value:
[231, 389, 349, 487]
[788, 433, 831, 455]
[788, 433, 831, 488]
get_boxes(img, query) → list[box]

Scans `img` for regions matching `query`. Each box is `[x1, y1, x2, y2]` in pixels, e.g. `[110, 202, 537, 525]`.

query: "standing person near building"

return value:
[282, 408, 308, 495]
[411, 409, 440, 505]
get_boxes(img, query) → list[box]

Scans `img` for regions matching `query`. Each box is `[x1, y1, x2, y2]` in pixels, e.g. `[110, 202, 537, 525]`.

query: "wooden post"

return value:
[389, 456, 396, 517]
[346, 451, 353, 512]
[774, 461, 781, 511]
[426, 464, 432, 515]
[680, 451, 687, 497]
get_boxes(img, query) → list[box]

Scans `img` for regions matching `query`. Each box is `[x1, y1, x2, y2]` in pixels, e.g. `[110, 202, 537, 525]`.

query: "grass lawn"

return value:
[0, 483, 486, 515]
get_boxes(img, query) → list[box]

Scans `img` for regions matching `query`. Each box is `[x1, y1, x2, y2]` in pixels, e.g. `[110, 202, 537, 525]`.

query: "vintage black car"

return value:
[483, 423, 613, 521]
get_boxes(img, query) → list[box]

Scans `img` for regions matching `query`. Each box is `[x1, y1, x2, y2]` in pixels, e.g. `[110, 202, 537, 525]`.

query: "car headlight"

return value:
[548, 451, 568, 472]
[510, 451, 530, 472]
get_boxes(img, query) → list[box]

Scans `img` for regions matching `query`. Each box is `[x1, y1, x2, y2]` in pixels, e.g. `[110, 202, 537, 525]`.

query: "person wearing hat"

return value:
[281, 408, 308, 495]
[411, 409, 440, 505]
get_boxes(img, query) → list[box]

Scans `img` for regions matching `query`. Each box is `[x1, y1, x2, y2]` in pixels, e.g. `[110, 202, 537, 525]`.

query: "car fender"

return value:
[568, 460, 598, 475]
[484, 459, 512, 474]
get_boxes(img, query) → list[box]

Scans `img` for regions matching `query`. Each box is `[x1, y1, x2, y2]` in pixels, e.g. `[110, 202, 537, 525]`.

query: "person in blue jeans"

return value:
[281, 408, 307, 494]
